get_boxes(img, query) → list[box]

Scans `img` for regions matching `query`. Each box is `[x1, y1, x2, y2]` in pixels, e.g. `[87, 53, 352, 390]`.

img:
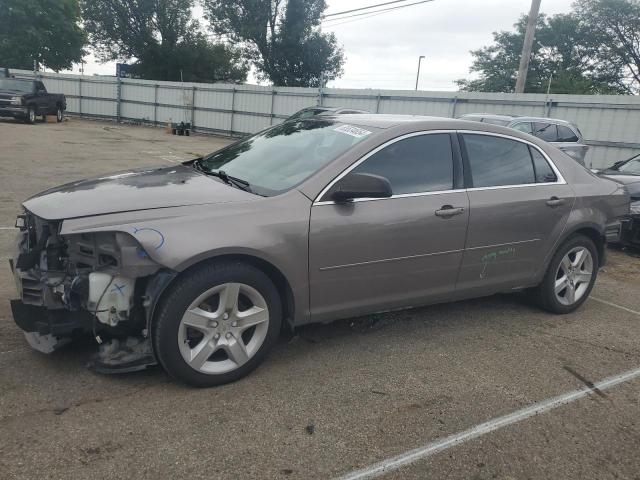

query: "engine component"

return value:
[88, 272, 135, 326]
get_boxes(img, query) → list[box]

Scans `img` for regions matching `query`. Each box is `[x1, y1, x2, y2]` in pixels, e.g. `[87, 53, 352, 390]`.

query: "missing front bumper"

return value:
[10, 300, 92, 336]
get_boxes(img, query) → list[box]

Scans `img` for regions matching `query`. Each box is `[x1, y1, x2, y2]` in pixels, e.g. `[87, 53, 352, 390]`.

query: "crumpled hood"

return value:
[23, 164, 256, 220]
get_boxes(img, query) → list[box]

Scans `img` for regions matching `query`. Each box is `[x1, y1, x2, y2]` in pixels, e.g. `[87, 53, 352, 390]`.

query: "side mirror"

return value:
[331, 173, 392, 203]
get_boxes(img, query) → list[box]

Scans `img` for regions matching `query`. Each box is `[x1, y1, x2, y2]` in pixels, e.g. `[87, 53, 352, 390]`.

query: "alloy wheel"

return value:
[177, 282, 270, 374]
[554, 247, 593, 306]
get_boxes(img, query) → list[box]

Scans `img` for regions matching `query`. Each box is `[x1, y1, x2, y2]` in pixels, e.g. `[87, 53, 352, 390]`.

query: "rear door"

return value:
[456, 132, 574, 296]
[34, 81, 51, 113]
[308, 132, 469, 322]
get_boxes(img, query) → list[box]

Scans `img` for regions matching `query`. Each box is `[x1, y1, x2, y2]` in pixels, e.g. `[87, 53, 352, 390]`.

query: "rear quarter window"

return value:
[530, 147, 558, 183]
[557, 125, 579, 142]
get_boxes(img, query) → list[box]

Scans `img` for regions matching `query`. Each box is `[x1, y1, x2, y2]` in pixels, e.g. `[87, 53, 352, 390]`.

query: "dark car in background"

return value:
[460, 114, 589, 166]
[287, 106, 370, 122]
[598, 153, 640, 248]
[0, 77, 66, 124]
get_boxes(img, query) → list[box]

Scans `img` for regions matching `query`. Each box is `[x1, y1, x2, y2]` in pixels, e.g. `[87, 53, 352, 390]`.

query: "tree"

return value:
[81, 0, 248, 83]
[575, 0, 640, 93]
[0, 0, 86, 71]
[203, 0, 345, 87]
[456, 12, 630, 94]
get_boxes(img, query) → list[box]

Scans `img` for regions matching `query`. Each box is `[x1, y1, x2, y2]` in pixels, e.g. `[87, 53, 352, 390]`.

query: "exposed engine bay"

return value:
[10, 211, 172, 372]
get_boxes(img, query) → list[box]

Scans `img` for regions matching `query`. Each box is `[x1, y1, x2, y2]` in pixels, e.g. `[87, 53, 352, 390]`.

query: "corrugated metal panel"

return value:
[120, 102, 154, 122]
[194, 110, 232, 133]
[9, 69, 640, 168]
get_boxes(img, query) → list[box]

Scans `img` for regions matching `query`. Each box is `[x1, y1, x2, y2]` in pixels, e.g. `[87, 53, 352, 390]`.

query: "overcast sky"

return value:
[70, 0, 575, 91]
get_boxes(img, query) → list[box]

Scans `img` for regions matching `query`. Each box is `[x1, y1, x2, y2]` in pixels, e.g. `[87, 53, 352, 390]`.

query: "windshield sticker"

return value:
[334, 124, 372, 138]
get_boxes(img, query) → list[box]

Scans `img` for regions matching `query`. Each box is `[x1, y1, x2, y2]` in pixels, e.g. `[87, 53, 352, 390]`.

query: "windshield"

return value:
[619, 159, 640, 175]
[198, 120, 378, 196]
[288, 108, 330, 121]
[483, 118, 511, 126]
[0, 79, 34, 93]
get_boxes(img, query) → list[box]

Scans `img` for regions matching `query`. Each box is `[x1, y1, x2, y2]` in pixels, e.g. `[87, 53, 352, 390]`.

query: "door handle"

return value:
[546, 196, 566, 207]
[435, 205, 465, 217]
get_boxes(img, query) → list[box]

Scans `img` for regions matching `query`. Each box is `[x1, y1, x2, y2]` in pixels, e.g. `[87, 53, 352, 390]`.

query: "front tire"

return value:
[153, 261, 282, 387]
[25, 106, 36, 124]
[533, 234, 598, 314]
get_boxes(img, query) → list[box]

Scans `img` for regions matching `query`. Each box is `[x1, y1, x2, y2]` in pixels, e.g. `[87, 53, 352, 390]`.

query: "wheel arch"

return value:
[553, 222, 606, 269]
[571, 226, 606, 266]
[147, 253, 296, 335]
[534, 222, 605, 287]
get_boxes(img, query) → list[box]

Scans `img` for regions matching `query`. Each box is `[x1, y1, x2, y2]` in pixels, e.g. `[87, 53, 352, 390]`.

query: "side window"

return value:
[36, 81, 46, 92]
[511, 122, 533, 134]
[557, 125, 579, 142]
[530, 147, 558, 183]
[349, 134, 454, 195]
[534, 123, 559, 142]
[463, 134, 535, 188]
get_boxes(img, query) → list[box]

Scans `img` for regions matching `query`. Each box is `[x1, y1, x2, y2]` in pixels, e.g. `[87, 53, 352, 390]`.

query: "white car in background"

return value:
[460, 114, 589, 166]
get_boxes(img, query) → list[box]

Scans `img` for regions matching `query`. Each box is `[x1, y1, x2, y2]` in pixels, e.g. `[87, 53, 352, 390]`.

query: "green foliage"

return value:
[0, 0, 86, 71]
[203, 0, 345, 87]
[456, 3, 637, 94]
[81, 0, 248, 83]
[575, 0, 640, 92]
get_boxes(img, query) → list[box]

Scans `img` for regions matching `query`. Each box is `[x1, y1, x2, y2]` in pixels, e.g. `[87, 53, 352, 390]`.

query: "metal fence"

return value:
[9, 68, 640, 169]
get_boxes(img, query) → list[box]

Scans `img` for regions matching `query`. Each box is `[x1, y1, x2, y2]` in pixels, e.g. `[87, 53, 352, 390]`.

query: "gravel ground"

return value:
[1, 117, 640, 480]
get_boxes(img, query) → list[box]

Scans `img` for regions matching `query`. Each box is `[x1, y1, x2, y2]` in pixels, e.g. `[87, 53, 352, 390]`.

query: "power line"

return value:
[323, 0, 416, 18]
[323, 0, 436, 25]
[323, 9, 397, 27]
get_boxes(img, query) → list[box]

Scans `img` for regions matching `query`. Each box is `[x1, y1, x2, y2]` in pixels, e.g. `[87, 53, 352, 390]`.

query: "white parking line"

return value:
[590, 297, 640, 317]
[337, 366, 640, 480]
[0, 227, 15, 230]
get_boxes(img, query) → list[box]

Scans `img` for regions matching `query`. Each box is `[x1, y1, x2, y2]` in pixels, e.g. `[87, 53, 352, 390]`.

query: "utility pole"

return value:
[415, 55, 425, 91]
[515, 0, 542, 94]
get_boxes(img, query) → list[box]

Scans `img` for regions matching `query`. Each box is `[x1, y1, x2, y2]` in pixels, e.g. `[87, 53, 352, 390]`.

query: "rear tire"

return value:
[56, 107, 63, 122]
[533, 234, 599, 314]
[152, 261, 282, 387]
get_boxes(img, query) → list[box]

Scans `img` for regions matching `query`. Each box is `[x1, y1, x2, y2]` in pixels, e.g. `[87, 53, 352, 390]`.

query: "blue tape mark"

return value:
[132, 227, 166, 250]
[111, 283, 126, 296]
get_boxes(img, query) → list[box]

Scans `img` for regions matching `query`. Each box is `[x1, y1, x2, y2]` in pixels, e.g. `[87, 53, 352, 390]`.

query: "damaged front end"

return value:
[10, 211, 173, 372]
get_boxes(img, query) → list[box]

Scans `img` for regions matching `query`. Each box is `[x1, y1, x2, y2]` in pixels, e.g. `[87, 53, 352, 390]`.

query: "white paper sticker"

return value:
[334, 124, 372, 138]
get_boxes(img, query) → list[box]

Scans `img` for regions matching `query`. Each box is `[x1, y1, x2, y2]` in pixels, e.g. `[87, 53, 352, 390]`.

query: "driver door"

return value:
[308, 132, 469, 322]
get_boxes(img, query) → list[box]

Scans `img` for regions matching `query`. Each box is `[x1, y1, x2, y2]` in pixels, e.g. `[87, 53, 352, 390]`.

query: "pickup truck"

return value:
[0, 77, 66, 124]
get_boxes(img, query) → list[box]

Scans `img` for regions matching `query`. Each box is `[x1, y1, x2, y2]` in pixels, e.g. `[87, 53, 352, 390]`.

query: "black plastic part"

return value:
[619, 216, 640, 248]
[88, 355, 157, 374]
[10, 300, 92, 336]
[87, 336, 157, 374]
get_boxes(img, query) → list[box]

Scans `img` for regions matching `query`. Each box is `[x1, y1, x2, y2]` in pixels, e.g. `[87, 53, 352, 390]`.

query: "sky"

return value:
[67, 0, 575, 92]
